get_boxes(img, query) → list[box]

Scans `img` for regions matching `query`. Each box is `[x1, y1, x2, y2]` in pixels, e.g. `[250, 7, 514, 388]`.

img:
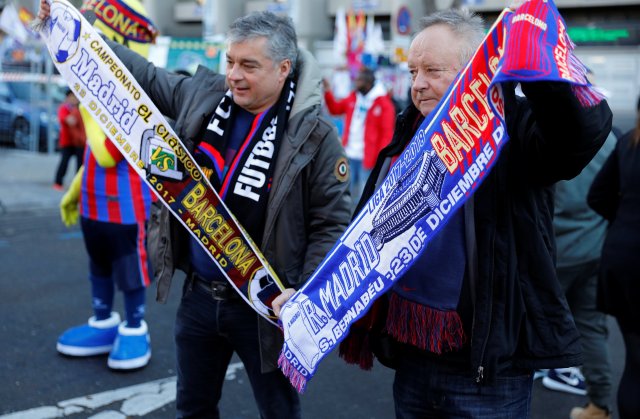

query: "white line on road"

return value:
[0, 362, 244, 419]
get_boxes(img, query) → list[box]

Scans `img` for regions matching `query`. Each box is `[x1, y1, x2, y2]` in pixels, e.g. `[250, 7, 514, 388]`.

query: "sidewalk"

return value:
[0, 148, 68, 213]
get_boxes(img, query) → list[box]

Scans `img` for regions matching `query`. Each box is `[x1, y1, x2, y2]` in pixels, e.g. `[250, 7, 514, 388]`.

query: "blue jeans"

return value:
[393, 349, 533, 419]
[174, 280, 300, 419]
[348, 158, 371, 205]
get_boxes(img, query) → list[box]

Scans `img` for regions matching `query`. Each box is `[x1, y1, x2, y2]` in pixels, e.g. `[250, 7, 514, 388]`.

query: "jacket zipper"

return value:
[475, 208, 497, 384]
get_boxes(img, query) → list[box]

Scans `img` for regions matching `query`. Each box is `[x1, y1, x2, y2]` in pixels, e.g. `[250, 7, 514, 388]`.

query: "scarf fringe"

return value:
[278, 352, 308, 393]
[567, 51, 606, 108]
[385, 292, 465, 354]
[338, 296, 387, 370]
[338, 325, 374, 370]
[571, 84, 606, 108]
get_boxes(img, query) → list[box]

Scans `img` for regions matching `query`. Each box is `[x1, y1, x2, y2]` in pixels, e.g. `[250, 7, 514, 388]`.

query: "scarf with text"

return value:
[195, 80, 295, 245]
[277, 0, 604, 393]
[35, 0, 289, 325]
[80, 0, 158, 43]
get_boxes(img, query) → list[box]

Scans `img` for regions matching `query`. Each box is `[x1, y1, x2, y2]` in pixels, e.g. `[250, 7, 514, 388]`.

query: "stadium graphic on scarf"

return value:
[370, 150, 447, 249]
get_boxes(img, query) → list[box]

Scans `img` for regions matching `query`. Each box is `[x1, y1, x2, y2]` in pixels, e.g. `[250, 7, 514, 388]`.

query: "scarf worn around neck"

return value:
[195, 79, 296, 247]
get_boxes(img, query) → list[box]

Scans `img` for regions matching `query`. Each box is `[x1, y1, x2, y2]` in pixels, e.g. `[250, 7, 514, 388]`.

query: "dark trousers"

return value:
[393, 349, 533, 418]
[617, 323, 640, 419]
[174, 279, 300, 419]
[558, 260, 612, 410]
[54, 146, 84, 185]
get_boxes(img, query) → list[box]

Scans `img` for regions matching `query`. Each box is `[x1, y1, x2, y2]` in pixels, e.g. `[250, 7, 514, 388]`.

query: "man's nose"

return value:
[227, 64, 242, 80]
[412, 71, 430, 92]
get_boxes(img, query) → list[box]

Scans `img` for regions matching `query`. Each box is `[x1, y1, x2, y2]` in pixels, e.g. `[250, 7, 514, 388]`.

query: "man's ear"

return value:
[279, 59, 292, 82]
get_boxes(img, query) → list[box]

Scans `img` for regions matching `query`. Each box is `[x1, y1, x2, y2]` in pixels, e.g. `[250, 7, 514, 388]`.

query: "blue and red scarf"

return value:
[276, 0, 604, 393]
[80, 0, 158, 43]
[194, 80, 296, 258]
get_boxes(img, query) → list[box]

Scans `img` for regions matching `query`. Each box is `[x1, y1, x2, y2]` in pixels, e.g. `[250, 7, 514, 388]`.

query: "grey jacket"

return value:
[553, 131, 617, 268]
[108, 41, 352, 371]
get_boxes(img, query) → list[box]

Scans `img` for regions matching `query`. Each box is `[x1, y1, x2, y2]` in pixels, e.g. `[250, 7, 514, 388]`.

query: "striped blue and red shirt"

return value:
[80, 140, 153, 225]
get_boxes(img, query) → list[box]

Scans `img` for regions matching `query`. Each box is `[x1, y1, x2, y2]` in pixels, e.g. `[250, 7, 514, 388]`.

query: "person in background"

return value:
[53, 89, 85, 190]
[588, 96, 640, 419]
[543, 129, 617, 419]
[53, 0, 157, 371]
[274, 8, 613, 418]
[323, 66, 395, 203]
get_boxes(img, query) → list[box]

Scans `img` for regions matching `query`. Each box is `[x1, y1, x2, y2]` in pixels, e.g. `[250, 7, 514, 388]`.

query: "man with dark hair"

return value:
[323, 66, 395, 202]
[38, 2, 351, 417]
[143, 12, 349, 419]
[122, 11, 351, 419]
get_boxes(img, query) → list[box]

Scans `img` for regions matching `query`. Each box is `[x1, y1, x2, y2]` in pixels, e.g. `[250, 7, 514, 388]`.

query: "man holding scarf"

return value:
[275, 7, 612, 418]
[132, 13, 350, 419]
[37, 2, 351, 416]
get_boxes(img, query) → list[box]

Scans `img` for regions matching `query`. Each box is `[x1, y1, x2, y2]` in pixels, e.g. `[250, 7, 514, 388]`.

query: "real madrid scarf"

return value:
[195, 81, 296, 246]
[276, 0, 605, 392]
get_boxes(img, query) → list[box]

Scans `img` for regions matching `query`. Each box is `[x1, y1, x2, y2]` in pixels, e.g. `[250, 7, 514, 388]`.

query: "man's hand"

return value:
[272, 288, 296, 318]
[322, 78, 331, 92]
[38, 0, 50, 20]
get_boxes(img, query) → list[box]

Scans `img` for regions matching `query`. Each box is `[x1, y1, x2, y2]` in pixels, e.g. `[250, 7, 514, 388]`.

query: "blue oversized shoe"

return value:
[56, 312, 121, 356]
[107, 320, 151, 370]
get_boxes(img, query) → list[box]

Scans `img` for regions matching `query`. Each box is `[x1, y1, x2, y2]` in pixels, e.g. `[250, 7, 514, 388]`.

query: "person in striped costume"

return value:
[56, 0, 158, 370]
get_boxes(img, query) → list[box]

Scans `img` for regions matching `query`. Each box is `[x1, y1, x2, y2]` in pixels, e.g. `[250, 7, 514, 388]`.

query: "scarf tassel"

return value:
[277, 352, 308, 393]
[338, 325, 374, 370]
[567, 52, 606, 108]
[338, 296, 388, 370]
[385, 292, 466, 354]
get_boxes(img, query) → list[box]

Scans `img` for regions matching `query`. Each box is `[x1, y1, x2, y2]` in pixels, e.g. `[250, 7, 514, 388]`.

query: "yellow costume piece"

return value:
[80, 0, 157, 168]
[60, 165, 83, 227]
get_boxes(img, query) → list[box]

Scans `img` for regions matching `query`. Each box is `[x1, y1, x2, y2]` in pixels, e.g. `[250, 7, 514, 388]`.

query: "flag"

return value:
[0, 2, 31, 44]
[333, 7, 347, 62]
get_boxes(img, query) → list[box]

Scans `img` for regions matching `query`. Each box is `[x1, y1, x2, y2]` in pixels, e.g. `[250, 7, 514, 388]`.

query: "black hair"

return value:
[358, 67, 376, 86]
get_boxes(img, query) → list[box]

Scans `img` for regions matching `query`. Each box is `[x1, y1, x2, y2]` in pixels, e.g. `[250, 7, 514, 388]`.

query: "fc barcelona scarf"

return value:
[194, 80, 296, 246]
[277, 0, 605, 393]
[80, 0, 158, 44]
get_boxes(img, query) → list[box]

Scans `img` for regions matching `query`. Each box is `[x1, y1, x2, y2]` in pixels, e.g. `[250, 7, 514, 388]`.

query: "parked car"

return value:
[0, 81, 61, 152]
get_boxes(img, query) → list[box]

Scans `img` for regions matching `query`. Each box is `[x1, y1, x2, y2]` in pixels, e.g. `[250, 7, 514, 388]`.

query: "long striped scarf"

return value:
[35, 0, 287, 325]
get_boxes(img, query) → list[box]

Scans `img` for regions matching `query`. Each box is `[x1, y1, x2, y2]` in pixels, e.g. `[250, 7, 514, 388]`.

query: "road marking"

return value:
[0, 362, 244, 418]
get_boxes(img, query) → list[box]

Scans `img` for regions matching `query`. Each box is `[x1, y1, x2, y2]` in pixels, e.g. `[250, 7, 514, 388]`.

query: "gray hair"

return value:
[417, 9, 485, 67]
[227, 11, 298, 75]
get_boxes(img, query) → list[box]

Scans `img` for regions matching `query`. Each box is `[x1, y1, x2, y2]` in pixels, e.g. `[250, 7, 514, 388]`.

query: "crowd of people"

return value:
[37, 0, 639, 418]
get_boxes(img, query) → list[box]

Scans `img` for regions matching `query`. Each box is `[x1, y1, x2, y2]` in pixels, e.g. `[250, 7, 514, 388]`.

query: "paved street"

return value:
[0, 149, 626, 419]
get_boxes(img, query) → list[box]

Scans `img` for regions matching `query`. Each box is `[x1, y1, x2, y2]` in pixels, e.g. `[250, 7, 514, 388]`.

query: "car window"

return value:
[9, 83, 34, 101]
[0, 82, 12, 100]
